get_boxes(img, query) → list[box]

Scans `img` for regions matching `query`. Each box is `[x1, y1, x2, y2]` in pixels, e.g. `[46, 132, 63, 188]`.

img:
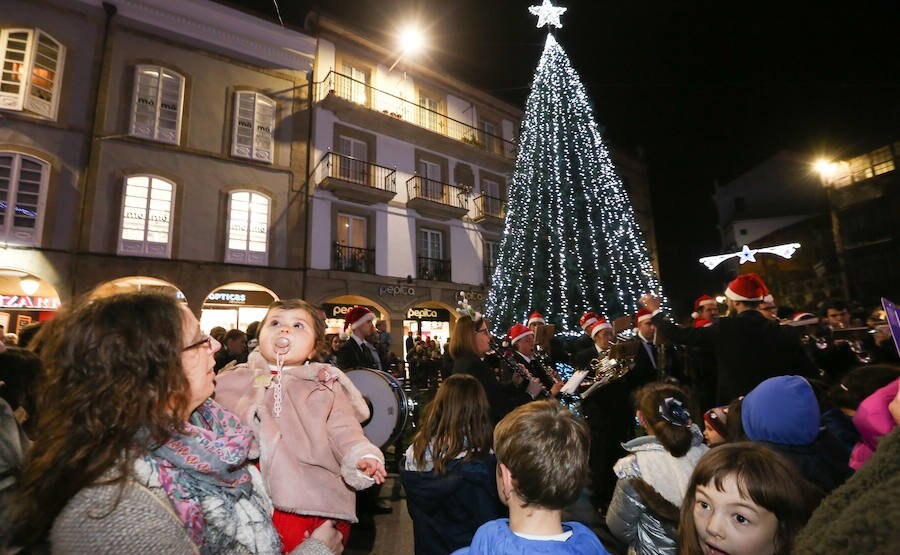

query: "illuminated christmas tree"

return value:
[485, 1, 661, 335]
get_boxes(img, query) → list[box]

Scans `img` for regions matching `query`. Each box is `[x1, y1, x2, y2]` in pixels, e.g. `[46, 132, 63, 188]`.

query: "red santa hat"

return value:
[590, 318, 612, 338]
[579, 311, 599, 331]
[724, 273, 769, 302]
[635, 307, 653, 325]
[691, 295, 717, 319]
[507, 323, 534, 346]
[341, 305, 375, 339]
[527, 311, 546, 326]
[693, 318, 714, 328]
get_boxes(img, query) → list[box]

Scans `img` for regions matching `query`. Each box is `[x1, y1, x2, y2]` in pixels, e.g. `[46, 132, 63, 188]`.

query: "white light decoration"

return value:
[529, 0, 567, 29]
[699, 243, 802, 270]
[20, 276, 40, 295]
[485, 20, 663, 336]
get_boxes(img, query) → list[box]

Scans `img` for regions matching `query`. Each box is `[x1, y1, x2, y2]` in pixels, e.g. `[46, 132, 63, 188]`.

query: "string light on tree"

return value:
[485, 3, 662, 336]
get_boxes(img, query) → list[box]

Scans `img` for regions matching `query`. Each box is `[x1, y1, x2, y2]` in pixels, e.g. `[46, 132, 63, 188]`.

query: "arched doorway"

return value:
[402, 300, 456, 361]
[0, 268, 61, 339]
[90, 276, 186, 301]
[200, 282, 278, 333]
[320, 295, 388, 337]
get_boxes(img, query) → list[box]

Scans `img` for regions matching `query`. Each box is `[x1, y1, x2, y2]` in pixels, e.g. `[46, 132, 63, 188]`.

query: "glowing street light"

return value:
[389, 24, 425, 72]
[813, 158, 838, 184]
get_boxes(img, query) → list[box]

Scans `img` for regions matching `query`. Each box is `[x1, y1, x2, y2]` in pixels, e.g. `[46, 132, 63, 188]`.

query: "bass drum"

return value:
[345, 367, 410, 449]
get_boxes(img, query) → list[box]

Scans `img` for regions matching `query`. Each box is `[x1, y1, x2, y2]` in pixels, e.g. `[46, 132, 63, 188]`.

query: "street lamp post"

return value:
[813, 158, 851, 300]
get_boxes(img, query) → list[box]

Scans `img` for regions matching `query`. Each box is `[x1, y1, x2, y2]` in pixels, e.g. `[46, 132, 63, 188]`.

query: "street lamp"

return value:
[389, 25, 425, 72]
[812, 156, 850, 299]
[20, 276, 40, 295]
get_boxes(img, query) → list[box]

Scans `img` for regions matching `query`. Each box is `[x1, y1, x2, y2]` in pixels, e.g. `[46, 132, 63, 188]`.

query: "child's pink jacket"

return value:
[215, 350, 383, 522]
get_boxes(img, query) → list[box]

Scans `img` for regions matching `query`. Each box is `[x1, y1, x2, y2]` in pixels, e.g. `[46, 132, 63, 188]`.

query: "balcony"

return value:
[333, 244, 375, 274]
[316, 71, 516, 167]
[418, 256, 451, 282]
[312, 151, 397, 205]
[473, 194, 506, 229]
[406, 176, 469, 220]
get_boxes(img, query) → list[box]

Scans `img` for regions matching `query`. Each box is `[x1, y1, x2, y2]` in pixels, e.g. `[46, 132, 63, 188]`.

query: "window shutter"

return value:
[118, 175, 174, 258]
[253, 95, 275, 162]
[0, 29, 32, 112]
[0, 153, 14, 235]
[130, 66, 184, 144]
[232, 92, 255, 159]
[0, 152, 49, 246]
[24, 30, 64, 119]
[232, 92, 276, 162]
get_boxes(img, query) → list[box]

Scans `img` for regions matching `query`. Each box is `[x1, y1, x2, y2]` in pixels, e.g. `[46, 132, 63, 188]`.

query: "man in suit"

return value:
[642, 273, 817, 405]
[508, 323, 562, 398]
[336, 306, 382, 372]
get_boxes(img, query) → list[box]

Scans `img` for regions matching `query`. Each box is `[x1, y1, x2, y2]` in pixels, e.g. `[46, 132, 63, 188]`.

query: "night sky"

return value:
[219, 0, 900, 310]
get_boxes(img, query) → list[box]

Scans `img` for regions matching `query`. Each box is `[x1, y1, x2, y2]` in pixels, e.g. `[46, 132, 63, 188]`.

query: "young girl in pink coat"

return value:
[215, 299, 386, 552]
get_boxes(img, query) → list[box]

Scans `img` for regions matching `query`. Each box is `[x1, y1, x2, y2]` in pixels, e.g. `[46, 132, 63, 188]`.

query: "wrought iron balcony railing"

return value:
[474, 194, 505, 219]
[418, 256, 451, 281]
[313, 151, 397, 192]
[333, 244, 375, 274]
[317, 70, 516, 159]
[406, 176, 469, 210]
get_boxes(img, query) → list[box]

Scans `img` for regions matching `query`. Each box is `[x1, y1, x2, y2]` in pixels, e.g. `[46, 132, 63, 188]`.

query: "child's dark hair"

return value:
[828, 364, 900, 411]
[410, 374, 493, 474]
[635, 381, 697, 457]
[494, 400, 590, 510]
[678, 442, 820, 555]
[261, 299, 328, 359]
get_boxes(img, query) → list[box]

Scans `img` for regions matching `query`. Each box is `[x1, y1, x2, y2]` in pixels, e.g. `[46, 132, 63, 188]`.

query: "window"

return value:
[341, 62, 367, 105]
[482, 178, 501, 215]
[226, 191, 269, 265]
[0, 152, 49, 246]
[419, 228, 443, 260]
[129, 65, 185, 145]
[232, 91, 275, 162]
[418, 93, 442, 133]
[479, 119, 498, 152]
[337, 135, 368, 184]
[418, 160, 443, 201]
[0, 28, 65, 120]
[337, 212, 366, 248]
[483, 239, 499, 284]
[118, 175, 174, 258]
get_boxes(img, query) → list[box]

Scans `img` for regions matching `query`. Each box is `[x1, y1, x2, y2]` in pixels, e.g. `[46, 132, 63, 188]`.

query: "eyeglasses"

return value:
[476, 327, 490, 335]
[182, 334, 213, 352]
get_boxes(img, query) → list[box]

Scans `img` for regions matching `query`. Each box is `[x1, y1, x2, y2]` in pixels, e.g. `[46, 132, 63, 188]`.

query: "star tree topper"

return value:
[529, 0, 567, 29]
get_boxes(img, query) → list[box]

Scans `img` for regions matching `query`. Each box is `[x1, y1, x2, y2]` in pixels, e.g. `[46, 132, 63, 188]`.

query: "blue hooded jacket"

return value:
[742, 375, 820, 445]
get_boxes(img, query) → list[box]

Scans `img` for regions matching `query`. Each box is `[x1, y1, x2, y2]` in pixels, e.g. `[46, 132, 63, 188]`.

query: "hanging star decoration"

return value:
[529, 0, 567, 29]
[698, 243, 801, 270]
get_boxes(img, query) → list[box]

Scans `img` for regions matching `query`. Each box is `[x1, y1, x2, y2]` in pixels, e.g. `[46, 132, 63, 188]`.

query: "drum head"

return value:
[345, 368, 408, 448]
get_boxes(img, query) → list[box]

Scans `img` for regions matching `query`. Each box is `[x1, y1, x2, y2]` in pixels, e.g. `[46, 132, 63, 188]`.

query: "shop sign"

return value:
[379, 284, 416, 297]
[204, 289, 275, 306]
[460, 290, 485, 302]
[322, 303, 381, 320]
[407, 307, 451, 321]
[0, 295, 61, 310]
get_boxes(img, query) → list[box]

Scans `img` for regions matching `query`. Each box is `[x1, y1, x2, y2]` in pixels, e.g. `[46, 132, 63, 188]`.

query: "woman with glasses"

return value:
[450, 316, 534, 425]
[8, 292, 343, 554]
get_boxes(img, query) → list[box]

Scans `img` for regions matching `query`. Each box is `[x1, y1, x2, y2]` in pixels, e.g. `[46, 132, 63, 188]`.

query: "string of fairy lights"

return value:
[485, 7, 663, 336]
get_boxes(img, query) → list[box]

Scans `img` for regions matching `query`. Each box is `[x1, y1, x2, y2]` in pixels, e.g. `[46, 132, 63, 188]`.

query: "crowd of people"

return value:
[0, 270, 898, 554]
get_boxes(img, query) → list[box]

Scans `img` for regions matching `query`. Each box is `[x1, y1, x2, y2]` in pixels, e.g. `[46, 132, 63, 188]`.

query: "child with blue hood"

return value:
[741, 375, 851, 494]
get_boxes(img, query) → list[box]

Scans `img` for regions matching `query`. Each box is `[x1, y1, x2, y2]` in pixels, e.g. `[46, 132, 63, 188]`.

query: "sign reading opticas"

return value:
[204, 289, 276, 306]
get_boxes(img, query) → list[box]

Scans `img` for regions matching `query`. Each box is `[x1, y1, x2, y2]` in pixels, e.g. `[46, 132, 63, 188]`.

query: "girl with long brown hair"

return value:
[399, 374, 504, 554]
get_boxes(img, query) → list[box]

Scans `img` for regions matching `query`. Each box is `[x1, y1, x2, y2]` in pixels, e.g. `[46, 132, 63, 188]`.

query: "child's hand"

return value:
[356, 457, 387, 484]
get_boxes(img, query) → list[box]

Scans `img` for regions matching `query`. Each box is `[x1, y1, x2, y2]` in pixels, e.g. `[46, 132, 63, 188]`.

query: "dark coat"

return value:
[399, 455, 506, 555]
[336, 337, 379, 371]
[759, 429, 852, 495]
[793, 428, 900, 555]
[652, 310, 817, 404]
[451, 354, 531, 425]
